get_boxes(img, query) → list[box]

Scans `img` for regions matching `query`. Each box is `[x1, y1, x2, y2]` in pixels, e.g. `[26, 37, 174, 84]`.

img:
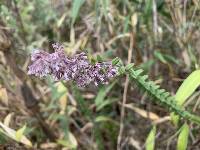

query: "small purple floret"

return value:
[28, 43, 118, 87]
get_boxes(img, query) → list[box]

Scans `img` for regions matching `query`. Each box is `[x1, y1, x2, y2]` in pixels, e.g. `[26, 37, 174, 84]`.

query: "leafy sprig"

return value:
[113, 57, 200, 125]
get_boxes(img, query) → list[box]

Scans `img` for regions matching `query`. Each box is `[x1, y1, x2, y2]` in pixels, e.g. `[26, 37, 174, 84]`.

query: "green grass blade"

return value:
[177, 123, 189, 150]
[71, 0, 85, 25]
[145, 126, 156, 150]
[175, 70, 200, 105]
[95, 81, 116, 108]
[171, 70, 200, 125]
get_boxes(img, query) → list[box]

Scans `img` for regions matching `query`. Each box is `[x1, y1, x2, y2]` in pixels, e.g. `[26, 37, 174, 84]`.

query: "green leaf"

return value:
[93, 123, 104, 150]
[0, 122, 32, 147]
[163, 54, 180, 64]
[71, 0, 85, 25]
[123, 15, 130, 33]
[97, 55, 103, 62]
[95, 116, 117, 124]
[102, 0, 109, 17]
[154, 51, 167, 64]
[57, 13, 67, 28]
[139, 59, 155, 72]
[144, 0, 153, 21]
[118, 66, 126, 75]
[170, 112, 179, 126]
[171, 70, 200, 125]
[112, 57, 120, 65]
[57, 132, 77, 149]
[15, 124, 26, 141]
[175, 70, 200, 105]
[177, 123, 189, 150]
[96, 98, 118, 111]
[125, 63, 134, 71]
[72, 86, 92, 119]
[95, 81, 116, 107]
[145, 126, 156, 150]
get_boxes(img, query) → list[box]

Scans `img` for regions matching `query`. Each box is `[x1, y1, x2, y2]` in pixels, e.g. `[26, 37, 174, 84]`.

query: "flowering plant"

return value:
[28, 43, 117, 87]
[28, 43, 200, 126]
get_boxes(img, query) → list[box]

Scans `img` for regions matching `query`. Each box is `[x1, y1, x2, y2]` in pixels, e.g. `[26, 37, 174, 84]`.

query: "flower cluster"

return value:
[28, 43, 118, 87]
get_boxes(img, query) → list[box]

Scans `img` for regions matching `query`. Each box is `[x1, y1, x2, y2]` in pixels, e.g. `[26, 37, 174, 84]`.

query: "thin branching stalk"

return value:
[117, 33, 134, 150]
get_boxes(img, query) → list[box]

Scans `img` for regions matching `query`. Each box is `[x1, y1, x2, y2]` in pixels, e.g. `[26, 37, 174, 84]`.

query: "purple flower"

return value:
[28, 43, 118, 87]
[28, 50, 52, 77]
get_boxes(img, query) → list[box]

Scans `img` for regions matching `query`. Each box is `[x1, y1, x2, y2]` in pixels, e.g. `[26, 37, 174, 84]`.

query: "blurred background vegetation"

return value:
[0, 0, 200, 149]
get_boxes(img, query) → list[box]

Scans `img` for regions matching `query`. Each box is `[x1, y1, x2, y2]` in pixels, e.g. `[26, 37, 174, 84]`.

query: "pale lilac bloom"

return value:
[28, 50, 51, 77]
[28, 43, 117, 87]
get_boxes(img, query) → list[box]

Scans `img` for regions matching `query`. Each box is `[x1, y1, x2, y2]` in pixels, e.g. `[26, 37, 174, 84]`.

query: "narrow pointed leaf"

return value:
[145, 126, 156, 150]
[15, 124, 26, 141]
[71, 0, 85, 25]
[176, 70, 200, 105]
[177, 123, 189, 150]
[0, 122, 32, 147]
[171, 70, 200, 125]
